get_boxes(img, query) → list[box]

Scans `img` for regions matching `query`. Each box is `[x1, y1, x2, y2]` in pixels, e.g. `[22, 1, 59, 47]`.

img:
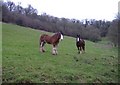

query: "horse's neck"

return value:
[52, 33, 59, 39]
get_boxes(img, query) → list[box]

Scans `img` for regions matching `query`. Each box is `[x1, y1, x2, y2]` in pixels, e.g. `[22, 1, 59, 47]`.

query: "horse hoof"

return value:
[40, 50, 45, 53]
[43, 50, 45, 52]
[52, 53, 58, 55]
[52, 53, 55, 55]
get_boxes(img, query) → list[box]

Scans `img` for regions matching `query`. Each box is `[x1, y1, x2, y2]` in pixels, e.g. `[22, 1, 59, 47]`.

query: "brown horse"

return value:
[76, 35, 85, 54]
[39, 32, 63, 55]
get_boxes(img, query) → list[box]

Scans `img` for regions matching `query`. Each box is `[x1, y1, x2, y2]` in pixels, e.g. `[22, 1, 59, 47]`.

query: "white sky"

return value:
[5, 0, 120, 21]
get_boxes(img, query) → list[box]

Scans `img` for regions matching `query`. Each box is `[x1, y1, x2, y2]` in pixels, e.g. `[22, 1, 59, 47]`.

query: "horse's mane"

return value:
[52, 32, 60, 39]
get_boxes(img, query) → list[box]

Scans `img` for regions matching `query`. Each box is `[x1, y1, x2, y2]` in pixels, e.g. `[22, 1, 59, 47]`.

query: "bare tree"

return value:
[107, 19, 118, 47]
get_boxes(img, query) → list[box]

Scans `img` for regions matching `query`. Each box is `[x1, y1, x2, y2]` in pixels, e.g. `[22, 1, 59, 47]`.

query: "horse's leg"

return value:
[52, 45, 56, 55]
[80, 46, 82, 54]
[82, 44, 85, 53]
[77, 46, 80, 54]
[52, 45, 58, 55]
[40, 41, 43, 52]
[40, 41, 46, 52]
[55, 45, 58, 55]
[42, 42, 46, 52]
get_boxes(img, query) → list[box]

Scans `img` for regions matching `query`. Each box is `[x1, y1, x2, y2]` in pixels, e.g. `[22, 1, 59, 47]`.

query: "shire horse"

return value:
[76, 35, 85, 54]
[40, 32, 63, 55]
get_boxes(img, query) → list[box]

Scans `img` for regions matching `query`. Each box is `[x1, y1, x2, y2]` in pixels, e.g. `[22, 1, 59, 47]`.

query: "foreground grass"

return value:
[2, 23, 118, 83]
[0, 22, 2, 64]
[0, 22, 2, 84]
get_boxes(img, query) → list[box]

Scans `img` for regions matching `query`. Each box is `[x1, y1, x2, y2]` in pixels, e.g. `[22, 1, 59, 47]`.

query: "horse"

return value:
[76, 35, 85, 54]
[39, 32, 63, 55]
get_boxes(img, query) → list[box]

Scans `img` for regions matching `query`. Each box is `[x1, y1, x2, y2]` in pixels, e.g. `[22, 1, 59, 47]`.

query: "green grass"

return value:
[0, 22, 2, 84]
[0, 22, 2, 65]
[2, 23, 118, 83]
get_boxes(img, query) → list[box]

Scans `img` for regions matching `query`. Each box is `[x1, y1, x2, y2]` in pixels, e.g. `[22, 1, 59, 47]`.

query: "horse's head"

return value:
[76, 34, 81, 42]
[51, 32, 64, 42]
[77, 34, 81, 38]
[59, 32, 64, 41]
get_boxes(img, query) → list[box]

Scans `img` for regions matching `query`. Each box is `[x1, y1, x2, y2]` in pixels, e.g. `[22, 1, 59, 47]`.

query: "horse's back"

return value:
[40, 32, 62, 45]
[40, 34, 52, 44]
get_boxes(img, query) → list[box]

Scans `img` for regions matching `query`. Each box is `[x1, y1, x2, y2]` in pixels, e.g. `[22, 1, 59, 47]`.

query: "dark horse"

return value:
[76, 35, 85, 54]
[39, 32, 63, 55]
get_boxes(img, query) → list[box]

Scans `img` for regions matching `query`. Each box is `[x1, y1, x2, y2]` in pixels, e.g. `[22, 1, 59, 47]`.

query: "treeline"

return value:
[1, 1, 119, 46]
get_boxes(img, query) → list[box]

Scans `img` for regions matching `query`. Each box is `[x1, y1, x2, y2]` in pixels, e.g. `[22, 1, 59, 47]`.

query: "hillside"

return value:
[2, 23, 118, 83]
[0, 22, 2, 84]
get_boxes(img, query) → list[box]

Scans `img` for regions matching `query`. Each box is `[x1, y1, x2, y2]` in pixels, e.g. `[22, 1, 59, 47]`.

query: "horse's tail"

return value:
[40, 34, 47, 47]
[82, 39, 85, 46]
[39, 35, 42, 48]
[40, 35, 43, 47]
[39, 41, 41, 46]
[82, 39, 85, 51]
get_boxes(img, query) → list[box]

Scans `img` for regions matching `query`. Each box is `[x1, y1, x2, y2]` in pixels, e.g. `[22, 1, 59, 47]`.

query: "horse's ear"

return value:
[60, 31, 63, 35]
[77, 34, 79, 37]
[77, 34, 81, 38]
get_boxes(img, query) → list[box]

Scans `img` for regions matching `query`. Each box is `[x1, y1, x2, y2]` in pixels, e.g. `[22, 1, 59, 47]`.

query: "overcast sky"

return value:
[5, 0, 119, 21]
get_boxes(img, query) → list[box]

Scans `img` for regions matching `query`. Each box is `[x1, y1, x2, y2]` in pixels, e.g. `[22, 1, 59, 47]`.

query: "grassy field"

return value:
[0, 22, 2, 84]
[2, 23, 118, 83]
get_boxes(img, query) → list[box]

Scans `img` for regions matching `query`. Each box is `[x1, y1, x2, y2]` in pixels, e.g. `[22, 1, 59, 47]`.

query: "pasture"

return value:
[2, 23, 118, 83]
[0, 22, 2, 84]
